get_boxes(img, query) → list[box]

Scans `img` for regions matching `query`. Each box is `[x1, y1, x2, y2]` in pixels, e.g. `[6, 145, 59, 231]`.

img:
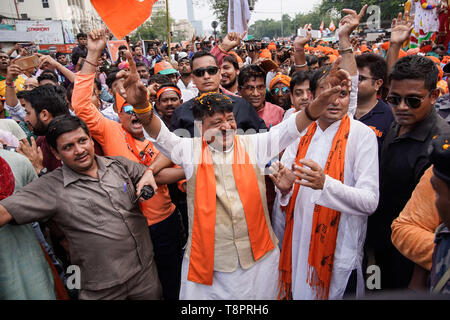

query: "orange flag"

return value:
[329, 20, 336, 32]
[91, 0, 158, 39]
[319, 20, 324, 32]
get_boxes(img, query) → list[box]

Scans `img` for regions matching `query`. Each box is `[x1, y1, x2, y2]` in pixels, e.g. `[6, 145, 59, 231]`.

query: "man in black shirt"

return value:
[355, 53, 394, 150]
[71, 33, 88, 66]
[170, 51, 266, 136]
[367, 55, 450, 290]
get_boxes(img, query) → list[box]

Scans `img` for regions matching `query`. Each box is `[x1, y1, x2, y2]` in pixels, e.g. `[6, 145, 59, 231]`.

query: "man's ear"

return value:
[39, 109, 52, 123]
[430, 88, 440, 104]
[374, 79, 383, 92]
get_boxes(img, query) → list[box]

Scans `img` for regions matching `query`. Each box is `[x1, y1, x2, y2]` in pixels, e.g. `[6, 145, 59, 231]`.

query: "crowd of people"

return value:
[0, 4, 449, 300]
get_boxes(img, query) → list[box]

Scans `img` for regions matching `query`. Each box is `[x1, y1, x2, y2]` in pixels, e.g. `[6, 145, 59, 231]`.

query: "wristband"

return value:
[133, 102, 153, 114]
[294, 63, 307, 68]
[146, 167, 155, 175]
[338, 47, 353, 55]
[304, 105, 319, 121]
[5, 81, 15, 88]
[218, 45, 228, 54]
[83, 59, 97, 67]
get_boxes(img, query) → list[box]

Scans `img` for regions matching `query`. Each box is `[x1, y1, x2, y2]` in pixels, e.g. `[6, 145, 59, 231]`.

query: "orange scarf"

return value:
[278, 115, 350, 300]
[188, 136, 275, 285]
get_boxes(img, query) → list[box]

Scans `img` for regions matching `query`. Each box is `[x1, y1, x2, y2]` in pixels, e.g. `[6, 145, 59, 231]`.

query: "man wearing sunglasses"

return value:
[170, 50, 266, 136]
[355, 53, 394, 150]
[269, 74, 292, 111]
[368, 55, 450, 291]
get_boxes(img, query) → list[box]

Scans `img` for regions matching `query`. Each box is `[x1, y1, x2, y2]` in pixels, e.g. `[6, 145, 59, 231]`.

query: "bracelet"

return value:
[133, 102, 153, 114]
[218, 45, 228, 54]
[304, 105, 319, 121]
[83, 59, 97, 67]
[146, 167, 155, 175]
[5, 81, 15, 88]
[294, 63, 307, 68]
[338, 47, 353, 55]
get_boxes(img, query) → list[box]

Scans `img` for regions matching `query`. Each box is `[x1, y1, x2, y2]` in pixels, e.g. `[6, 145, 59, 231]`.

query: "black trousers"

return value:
[149, 208, 183, 300]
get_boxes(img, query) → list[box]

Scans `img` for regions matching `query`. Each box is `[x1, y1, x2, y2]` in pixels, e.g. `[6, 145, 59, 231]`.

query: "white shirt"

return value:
[276, 116, 379, 300]
[177, 78, 198, 102]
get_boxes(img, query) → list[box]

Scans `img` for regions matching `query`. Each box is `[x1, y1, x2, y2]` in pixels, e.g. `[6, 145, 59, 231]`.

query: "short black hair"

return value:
[55, 52, 66, 59]
[290, 71, 311, 93]
[190, 51, 218, 69]
[306, 55, 318, 67]
[77, 32, 87, 39]
[148, 74, 171, 85]
[37, 70, 59, 85]
[192, 92, 233, 120]
[356, 53, 387, 85]
[238, 64, 265, 88]
[118, 45, 128, 51]
[16, 90, 29, 99]
[105, 67, 121, 89]
[135, 61, 148, 70]
[222, 55, 239, 70]
[23, 85, 69, 117]
[310, 65, 332, 97]
[389, 55, 439, 92]
[46, 115, 90, 150]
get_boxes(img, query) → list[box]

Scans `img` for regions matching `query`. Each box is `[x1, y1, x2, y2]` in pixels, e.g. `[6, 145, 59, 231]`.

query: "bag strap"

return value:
[432, 266, 450, 294]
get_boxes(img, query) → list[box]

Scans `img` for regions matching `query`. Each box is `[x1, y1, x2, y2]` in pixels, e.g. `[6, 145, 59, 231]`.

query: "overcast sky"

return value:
[169, 0, 322, 32]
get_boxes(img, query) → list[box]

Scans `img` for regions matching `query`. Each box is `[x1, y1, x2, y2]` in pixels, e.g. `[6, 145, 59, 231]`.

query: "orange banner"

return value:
[91, 0, 158, 39]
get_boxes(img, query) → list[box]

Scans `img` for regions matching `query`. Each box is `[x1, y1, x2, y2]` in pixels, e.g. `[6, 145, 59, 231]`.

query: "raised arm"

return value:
[292, 24, 311, 72]
[337, 5, 367, 76]
[38, 54, 75, 83]
[386, 12, 414, 81]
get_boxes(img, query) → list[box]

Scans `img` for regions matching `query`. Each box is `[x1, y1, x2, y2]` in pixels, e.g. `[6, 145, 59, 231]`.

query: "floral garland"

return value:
[420, 0, 436, 10]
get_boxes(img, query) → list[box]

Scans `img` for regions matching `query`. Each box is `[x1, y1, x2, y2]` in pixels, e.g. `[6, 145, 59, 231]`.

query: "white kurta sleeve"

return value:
[310, 124, 379, 216]
[347, 72, 359, 117]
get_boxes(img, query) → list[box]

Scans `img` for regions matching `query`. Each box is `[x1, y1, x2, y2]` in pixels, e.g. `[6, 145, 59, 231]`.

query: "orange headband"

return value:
[156, 87, 181, 100]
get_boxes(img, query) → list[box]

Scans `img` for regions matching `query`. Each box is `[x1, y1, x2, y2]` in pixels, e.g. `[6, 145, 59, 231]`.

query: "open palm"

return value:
[390, 12, 414, 45]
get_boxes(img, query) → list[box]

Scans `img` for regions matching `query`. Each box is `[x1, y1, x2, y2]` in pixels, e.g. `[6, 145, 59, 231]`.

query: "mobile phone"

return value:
[20, 43, 33, 48]
[260, 59, 279, 73]
[14, 55, 40, 70]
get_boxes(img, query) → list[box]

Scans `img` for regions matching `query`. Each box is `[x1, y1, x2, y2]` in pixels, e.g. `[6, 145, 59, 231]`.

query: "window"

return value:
[42, 0, 49, 8]
[18, 0, 24, 2]
[20, 14, 28, 19]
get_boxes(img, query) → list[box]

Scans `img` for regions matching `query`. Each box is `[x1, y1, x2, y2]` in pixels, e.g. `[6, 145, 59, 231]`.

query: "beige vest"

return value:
[185, 135, 278, 272]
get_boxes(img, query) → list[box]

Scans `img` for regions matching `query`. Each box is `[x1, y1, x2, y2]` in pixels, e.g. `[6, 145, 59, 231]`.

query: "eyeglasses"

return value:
[271, 86, 290, 96]
[192, 66, 219, 77]
[122, 104, 135, 115]
[386, 94, 429, 109]
[242, 84, 266, 92]
[358, 75, 376, 82]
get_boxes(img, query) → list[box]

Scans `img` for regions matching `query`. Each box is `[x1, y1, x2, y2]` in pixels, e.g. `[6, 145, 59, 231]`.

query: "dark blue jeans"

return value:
[149, 208, 183, 300]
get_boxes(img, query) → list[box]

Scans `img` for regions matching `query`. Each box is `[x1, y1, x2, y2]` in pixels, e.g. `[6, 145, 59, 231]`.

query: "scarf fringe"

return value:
[307, 265, 329, 300]
[277, 270, 292, 300]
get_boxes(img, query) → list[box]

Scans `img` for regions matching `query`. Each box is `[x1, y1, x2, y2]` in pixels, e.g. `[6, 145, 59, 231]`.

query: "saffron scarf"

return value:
[278, 115, 350, 299]
[188, 136, 274, 285]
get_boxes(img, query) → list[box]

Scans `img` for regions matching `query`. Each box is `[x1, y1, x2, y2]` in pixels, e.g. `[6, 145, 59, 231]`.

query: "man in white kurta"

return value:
[277, 116, 379, 299]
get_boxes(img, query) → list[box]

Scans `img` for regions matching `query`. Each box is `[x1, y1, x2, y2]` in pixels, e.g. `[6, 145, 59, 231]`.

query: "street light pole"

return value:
[166, 0, 171, 59]
[280, 0, 283, 38]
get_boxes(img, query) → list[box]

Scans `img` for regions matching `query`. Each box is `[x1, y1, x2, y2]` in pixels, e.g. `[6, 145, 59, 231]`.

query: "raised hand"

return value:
[390, 11, 414, 45]
[221, 31, 247, 52]
[294, 24, 312, 48]
[6, 63, 22, 82]
[119, 51, 149, 109]
[17, 137, 44, 174]
[269, 161, 296, 195]
[38, 54, 59, 70]
[338, 4, 368, 38]
[87, 28, 108, 54]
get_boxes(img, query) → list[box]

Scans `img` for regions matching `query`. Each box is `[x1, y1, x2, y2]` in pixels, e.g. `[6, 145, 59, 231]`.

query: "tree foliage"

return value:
[130, 10, 174, 42]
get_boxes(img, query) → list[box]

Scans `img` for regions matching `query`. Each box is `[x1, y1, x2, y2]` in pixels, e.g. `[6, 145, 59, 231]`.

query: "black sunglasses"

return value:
[192, 66, 219, 77]
[386, 94, 429, 109]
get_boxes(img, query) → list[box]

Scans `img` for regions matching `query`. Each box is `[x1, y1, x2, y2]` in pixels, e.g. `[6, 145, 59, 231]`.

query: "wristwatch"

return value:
[38, 167, 48, 177]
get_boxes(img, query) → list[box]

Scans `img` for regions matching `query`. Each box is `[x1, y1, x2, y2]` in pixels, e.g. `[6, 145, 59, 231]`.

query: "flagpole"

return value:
[166, 0, 171, 59]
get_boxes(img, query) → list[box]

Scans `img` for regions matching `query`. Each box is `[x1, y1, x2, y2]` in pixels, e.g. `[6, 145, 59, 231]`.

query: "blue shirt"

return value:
[357, 99, 394, 152]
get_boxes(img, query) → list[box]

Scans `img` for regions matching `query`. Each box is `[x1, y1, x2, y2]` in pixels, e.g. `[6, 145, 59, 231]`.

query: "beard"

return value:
[31, 118, 48, 136]
[180, 71, 191, 77]
[222, 76, 237, 90]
